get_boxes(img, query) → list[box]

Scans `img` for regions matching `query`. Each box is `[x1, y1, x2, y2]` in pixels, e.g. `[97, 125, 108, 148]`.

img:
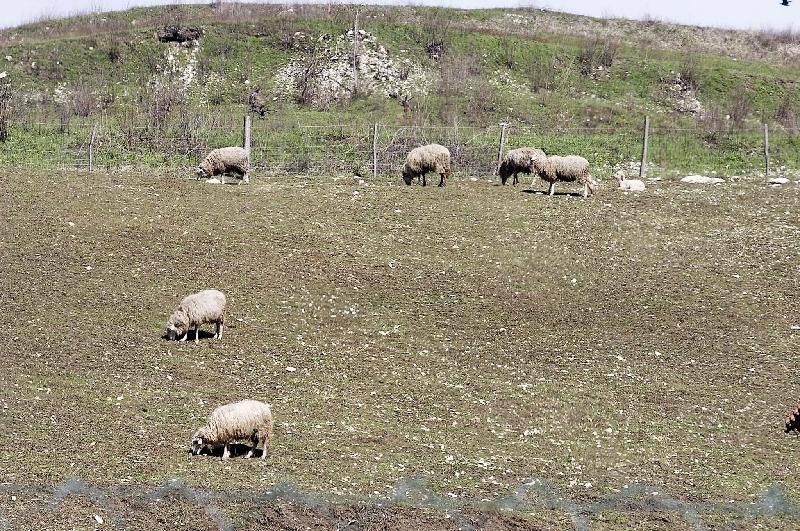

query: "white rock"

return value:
[205, 178, 222, 184]
[93, 514, 104, 524]
[680, 175, 725, 185]
[286, 366, 297, 372]
[768, 177, 790, 185]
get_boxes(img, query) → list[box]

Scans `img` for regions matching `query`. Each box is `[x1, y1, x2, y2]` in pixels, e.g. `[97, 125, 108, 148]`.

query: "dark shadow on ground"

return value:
[192, 443, 265, 458]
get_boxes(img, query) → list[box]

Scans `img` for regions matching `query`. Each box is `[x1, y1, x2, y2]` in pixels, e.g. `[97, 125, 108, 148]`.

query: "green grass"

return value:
[1, 170, 799, 528]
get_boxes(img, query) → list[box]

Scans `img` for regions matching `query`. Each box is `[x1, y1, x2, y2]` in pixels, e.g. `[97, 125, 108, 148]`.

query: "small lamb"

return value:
[164, 289, 226, 344]
[614, 170, 646, 192]
[190, 400, 274, 460]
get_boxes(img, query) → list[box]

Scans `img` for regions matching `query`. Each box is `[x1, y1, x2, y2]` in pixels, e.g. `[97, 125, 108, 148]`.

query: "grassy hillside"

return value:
[0, 3, 798, 175]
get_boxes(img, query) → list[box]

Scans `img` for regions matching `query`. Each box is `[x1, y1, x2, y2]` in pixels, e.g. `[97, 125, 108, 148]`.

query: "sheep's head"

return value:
[401, 168, 413, 186]
[586, 175, 599, 195]
[189, 428, 208, 455]
[196, 159, 212, 178]
[613, 170, 626, 185]
[165, 311, 189, 340]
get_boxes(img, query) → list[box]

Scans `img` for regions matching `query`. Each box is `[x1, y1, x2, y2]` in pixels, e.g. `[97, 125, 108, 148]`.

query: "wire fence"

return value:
[1, 117, 798, 179]
[2, 475, 799, 531]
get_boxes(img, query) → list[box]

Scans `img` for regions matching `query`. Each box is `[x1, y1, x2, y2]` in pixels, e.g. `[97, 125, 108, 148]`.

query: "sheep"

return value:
[164, 289, 226, 344]
[498, 147, 547, 186]
[190, 400, 274, 460]
[533, 155, 598, 198]
[614, 170, 646, 192]
[196, 146, 250, 184]
[401, 144, 451, 187]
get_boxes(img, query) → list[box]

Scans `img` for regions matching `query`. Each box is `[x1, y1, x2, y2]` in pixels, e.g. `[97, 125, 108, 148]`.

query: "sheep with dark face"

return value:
[498, 147, 547, 186]
[164, 289, 226, 344]
[401, 144, 451, 187]
[533, 155, 598, 198]
[190, 400, 274, 460]
[196, 146, 250, 184]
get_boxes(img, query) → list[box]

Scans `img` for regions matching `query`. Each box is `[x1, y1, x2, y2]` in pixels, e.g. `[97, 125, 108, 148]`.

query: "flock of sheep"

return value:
[196, 143, 646, 195]
[184, 141, 645, 460]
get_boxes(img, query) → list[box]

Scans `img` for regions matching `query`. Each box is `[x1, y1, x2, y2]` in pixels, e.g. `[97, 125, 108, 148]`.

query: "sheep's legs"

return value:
[513, 173, 518, 186]
[583, 183, 589, 198]
[242, 172, 250, 184]
[422, 175, 427, 187]
[222, 444, 230, 460]
[438, 173, 446, 187]
[194, 326, 200, 344]
[548, 182, 555, 196]
[179, 333, 187, 342]
[215, 320, 223, 340]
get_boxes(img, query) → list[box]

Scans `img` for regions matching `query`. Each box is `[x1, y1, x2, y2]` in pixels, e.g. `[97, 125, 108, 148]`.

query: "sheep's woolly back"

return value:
[534, 155, 598, 192]
[498, 147, 546, 179]
[196, 400, 274, 445]
[168, 289, 226, 331]
[403, 144, 451, 178]
[199, 147, 250, 177]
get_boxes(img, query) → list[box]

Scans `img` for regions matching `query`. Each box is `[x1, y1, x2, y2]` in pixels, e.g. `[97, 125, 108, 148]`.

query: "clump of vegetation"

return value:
[776, 91, 798, 130]
[576, 38, 619, 76]
[728, 93, 751, 127]
[0, 74, 10, 142]
[679, 56, 701, 91]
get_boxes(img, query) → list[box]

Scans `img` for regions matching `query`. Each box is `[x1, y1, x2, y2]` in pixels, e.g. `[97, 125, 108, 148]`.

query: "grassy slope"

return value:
[1, 171, 799, 528]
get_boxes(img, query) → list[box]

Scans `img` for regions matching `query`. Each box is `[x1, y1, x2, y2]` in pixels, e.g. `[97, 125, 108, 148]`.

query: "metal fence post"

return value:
[639, 115, 649, 179]
[372, 123, 378, 179]
[764, 124, 770, 177]
[89, 123, 98, 172]
[496, 122, 507, 175]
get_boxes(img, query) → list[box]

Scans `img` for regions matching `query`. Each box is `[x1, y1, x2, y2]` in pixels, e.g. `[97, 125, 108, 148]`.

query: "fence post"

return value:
[496, 122, 507, 175]
[764, 124, 770, 177]
[89, 122, 98, 172]
[639, 115, 649, 179]
[372, 123, 378, 179]
[243, 115, 251, 154]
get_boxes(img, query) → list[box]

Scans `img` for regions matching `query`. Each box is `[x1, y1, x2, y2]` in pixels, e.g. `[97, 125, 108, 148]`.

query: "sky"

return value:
[0, 0, 797, 31]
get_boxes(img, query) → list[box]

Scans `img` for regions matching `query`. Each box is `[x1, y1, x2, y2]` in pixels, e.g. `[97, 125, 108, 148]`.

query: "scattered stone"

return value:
[205, 178, 222, 184]
[768, 177, 790, 185]
[680, 175, 725, 185]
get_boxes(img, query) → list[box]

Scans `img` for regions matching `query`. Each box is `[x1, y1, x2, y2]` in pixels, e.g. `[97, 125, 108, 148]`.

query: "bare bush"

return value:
[526, 55, 562, 93]
[72, 81, 96, 117]
[146, 82, 185, 129]
[728, 94, 751, 127]
[776, 91, 798, 130]
[576, 38, 619, 76]
[679, 56, 700, 91]
[0, 75, 11, 142]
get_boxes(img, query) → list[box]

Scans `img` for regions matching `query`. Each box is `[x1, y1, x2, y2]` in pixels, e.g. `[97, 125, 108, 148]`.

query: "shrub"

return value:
[728, 94, 750, 127]
[776, 91, 798, 130]
[679, 56, 700, 91]
[72, 81, 96, 117]
[0, 75, 10, 142]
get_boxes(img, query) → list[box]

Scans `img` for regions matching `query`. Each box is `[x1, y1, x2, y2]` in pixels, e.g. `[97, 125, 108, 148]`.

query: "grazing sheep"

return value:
[533, 155, 598, 198]
[190, 400, 274, 460]
[401, 144, 451, 187]
[196, 146, 250, 184]
[165, 289, 226, 344]
[614, 170, 646, 192]
[498, 147, 547, 186]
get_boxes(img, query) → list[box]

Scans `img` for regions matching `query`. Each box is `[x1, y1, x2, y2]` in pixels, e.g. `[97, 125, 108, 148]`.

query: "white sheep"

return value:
[190, 400, 274, 460]
[196, 146, 250, 184]
[614, 170, 646, 192]
[401, 144, 451, 187]
[533, 155, 598, 198]
[498, 147, 547, 186]
[164, 289, 226, 344]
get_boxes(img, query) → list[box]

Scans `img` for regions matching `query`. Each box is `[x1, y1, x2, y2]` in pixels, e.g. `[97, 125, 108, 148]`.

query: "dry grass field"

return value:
[1, 171, 799, 529]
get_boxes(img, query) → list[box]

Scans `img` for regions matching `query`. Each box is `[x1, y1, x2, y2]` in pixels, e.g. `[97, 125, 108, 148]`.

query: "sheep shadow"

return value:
[193, 443, 265, 458]
[161, 330, 218, 342]
[520, 189, 584, 197]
